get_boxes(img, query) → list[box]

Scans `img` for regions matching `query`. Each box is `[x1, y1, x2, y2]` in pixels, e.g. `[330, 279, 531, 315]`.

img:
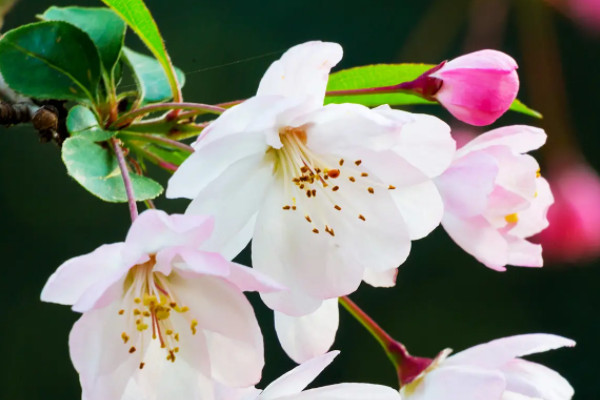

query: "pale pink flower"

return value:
[400, 334, 575, 400]
[536, 161, 600, 263]
[216, 351, 402, 400]
[402, 50, 519, 126]
[546, 0, 600, 32]
[435, 125, 554, 270]
[167, 41, 455, 362]
[41, 209, 281, 400]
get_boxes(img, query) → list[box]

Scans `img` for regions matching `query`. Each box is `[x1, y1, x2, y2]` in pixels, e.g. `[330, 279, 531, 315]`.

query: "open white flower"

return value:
[167, 41, 455, 362]
[41, 210, 281, 400]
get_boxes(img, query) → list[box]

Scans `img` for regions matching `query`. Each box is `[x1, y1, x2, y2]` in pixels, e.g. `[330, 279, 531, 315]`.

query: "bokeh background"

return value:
[1, 0, 599, 398]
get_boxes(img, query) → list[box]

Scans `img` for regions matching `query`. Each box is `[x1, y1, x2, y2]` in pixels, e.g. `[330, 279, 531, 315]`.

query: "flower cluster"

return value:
[41, 41, 574, 399]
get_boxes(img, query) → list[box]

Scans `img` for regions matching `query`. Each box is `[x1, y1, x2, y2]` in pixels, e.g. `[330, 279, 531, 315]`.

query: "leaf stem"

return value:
[111, 138, 138, 221]
[111, 102, 225, 129]
[119, 131, 194, 152]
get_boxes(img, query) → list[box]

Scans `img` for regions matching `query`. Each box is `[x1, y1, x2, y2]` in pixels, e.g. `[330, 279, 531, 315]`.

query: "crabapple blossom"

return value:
[536, 160, 600, 263]
[401, 50, 519, 126]
[213, 351, 402, 400]
[400, 334, 575, 400]
[41, 209, 281, 400]
[167, 41, 455, 362]
[435, 125, 553, 270]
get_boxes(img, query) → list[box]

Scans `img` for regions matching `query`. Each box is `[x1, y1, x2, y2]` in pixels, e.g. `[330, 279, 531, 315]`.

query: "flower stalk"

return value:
[339, 296, 435, 388]
[111, 138, 138, 222]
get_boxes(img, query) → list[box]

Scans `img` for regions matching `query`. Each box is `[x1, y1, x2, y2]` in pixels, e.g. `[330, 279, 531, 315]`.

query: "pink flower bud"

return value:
[536, 161, 600, 263]
[402, 50, 520, 126]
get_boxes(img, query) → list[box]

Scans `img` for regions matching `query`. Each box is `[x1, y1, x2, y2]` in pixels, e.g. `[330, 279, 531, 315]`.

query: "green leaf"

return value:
[41, 7, 126, 77]
[326, 63, 542, 119]
[0, 21, 101, 102]
[62, 136, 163, 202]
[509, 99, 542, 119]
[66, 105, 116, 141]
[99, 0, 181, 101]
[122, 47, 185, 104]
[325, 64, 433, 107]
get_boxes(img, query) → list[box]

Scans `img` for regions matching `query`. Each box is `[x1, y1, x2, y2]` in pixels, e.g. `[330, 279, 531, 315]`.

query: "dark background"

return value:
[1, 0, 598, 398]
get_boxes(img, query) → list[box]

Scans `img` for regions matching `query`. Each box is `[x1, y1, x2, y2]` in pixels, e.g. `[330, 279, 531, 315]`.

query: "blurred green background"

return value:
[1, 0, 598, 398]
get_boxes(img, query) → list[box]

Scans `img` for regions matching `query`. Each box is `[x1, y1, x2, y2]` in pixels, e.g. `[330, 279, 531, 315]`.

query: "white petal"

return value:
[41, 243, 137, 312]
[441, 213, 509, 271]
[374, 107, 455, 178]
[302, 103, 434, 186]
[254, 169, 410, 316]
[186, 153, 274, 260]
[123, 341, 213, 400]
[446, 334, 576, 370]
[70, 301, 141, 400]
[501, 359, 574, 400]
[257, 41, 343, 108]
[125, 209, 214, 254]
[435, 151, 498, 217]
[286, 383, 402, 400]
[391, 180, 444, 240]
[274, 299, 339, 363]
[458, 126, 546, 156]
[362, 267, 398, 288]
[168, 273, 264, 387]
[167, 96, 279, 200]
[402, 365, 506, 400]
[506, 238, 543, 268]
[260, 351, 339, 399]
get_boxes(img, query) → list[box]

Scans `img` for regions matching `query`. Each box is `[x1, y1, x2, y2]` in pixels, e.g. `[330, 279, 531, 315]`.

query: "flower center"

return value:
[271, 126, 396, 236]
[118, 256, 195, 369]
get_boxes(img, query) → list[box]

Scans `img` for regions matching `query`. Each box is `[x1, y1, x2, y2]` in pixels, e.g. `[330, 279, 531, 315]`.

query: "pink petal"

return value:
[459, 125, 546, 156]
[435, 151, 499, 217]
[125, 209, 214, 254]
[432, 50, 519, 126]
[227, 262, 286, 293]
[41, 242, 138, 312]
[154, 246, 231, 277]
[274, 299, 339, 363]
[442, 213, 509, 271]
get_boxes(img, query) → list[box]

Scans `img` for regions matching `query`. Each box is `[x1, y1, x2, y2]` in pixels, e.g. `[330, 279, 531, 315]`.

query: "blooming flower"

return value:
[41, 209, 280, 400]
[536, 160, 600, 263]
[400, 334, 575, 400]
[167, 41, 455, 362]
[435, 125, 554, 270]
[401, 50, 519, 126]
[214, 351, 402, 400]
